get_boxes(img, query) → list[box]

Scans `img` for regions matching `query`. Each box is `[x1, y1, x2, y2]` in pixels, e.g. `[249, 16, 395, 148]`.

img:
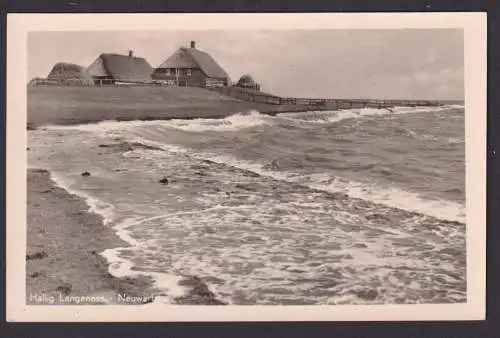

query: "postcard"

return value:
[6, 12, 486, 322]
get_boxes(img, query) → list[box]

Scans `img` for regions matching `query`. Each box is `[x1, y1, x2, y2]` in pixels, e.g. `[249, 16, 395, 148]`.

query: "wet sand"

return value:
[26, 168, 155, 305]
[27, 165, 226, 305]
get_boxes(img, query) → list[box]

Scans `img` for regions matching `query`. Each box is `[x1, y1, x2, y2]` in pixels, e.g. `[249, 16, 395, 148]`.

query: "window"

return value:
[187, 69, 192, 77]
[165, 69, 171, 76]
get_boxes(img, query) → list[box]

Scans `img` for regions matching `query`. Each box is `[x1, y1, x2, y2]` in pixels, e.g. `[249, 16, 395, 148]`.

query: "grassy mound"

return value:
[27, 86, 307, 126]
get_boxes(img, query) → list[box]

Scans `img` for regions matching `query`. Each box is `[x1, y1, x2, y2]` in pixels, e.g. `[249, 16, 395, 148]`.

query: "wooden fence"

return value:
[208, 87, 443, 108]
[30, 78, 216, 88]
[28, 78, 442, 108]
[29, 78, 172, 87]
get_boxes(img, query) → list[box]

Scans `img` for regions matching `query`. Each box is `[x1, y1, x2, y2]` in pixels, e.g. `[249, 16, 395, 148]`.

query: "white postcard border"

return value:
[6, 12, 486, 322]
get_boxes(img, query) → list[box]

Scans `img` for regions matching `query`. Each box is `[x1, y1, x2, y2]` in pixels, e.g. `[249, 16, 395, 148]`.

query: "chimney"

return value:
[190, 41, 196, 49]
[128, 50, 133, 57]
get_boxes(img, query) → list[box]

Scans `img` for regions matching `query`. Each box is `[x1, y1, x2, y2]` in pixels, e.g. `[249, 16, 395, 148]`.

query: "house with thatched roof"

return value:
[46, 62, 94, 86]
[152, 41, 230, 88]
[86, 51, 153, 85]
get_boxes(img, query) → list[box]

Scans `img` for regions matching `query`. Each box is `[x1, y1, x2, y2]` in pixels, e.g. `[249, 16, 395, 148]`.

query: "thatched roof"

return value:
[157, 48, 198, 69]
[27, 77, 41, 87]
[48, 62, 84, 78]
[237, 74, 256, 87]
[47, 62, 94, 85]
[87, 53, 153, 83]
[157, 46, 230, 80]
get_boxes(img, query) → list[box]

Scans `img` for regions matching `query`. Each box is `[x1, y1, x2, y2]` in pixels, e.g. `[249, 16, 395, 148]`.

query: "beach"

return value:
[27, 86, 281, 305]
[27, 167, 228, 305]
[26, 168, 156, 305]
[26, 85, 466, 305]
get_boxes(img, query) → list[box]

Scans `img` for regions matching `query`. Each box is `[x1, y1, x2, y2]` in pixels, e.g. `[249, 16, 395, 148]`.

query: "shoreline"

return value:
[26, 109, 303, 130]
[27, 167, 227, 305]
[26, 104, 459, 131]
[27, 86, 449, 128]
[26, 168, 156, 305]
[27, 86, 302, 128]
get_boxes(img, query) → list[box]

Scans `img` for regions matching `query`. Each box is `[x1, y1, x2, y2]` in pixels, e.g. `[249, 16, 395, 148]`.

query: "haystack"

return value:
[47, 62, 94, 85]
[27, 77, 41, 87]
[236, 74, 259, 90]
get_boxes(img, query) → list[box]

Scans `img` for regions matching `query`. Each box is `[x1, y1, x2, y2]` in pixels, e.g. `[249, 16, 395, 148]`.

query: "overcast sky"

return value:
[28, 30, 464, 100]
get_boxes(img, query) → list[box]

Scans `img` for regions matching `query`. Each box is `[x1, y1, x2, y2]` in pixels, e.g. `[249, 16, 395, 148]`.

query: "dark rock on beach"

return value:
[365, 213, 390, 221]
[326, 192, 349, 200]
[242, 235, 264, 243]
[26, 251, 48, 260]
[202, 226, 217, 234]
[81, 171, 91, 177]
[56, 282, 73, 296]
[352, 288, 378, 301]
[190, 164, 210, 170]
[31, 168, 49, 174]
[175, 276, 227, 305]
[159, 177, 169, 185]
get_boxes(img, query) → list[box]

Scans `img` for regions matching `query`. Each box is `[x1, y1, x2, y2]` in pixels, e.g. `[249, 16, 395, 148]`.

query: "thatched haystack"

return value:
[27, 77, 42, 87]
[47, 62, 94, 85]
[236, 74, 260, 90]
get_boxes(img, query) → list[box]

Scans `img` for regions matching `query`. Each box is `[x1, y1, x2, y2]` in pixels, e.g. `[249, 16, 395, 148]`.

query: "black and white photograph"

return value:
[7, 13, 486, 321]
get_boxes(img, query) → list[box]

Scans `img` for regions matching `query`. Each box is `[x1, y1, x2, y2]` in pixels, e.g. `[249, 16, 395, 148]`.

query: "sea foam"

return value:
[278, 105, 458, 125]
[99, 216, 187, 304]
[49, 171, 116, 225]
[176, 151, 466, 223]
[45, 110, 270, 134]
[162, 110, 270, 132]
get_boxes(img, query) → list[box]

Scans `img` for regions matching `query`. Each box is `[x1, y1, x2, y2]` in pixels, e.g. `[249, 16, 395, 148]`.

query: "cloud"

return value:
[28, 29, 464, 99]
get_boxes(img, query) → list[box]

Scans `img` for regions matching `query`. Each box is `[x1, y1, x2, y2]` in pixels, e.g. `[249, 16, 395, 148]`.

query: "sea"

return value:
[28, 104, 467, 305]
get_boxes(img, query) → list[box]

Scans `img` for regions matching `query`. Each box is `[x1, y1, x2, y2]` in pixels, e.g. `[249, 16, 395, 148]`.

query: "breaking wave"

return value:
[193, 153, 466, 224]
[164, 110, 270, 132]
[125, 138, 465, 224]
[44, 110, 270, 134]
[278, 105, 457, 124]
[400, 129, 464, 144]
[28, 103, 467, 305]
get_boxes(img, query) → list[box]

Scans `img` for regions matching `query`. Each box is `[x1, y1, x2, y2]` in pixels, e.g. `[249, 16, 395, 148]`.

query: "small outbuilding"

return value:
[86, 51, 153, 84]
[152, 41, 231, 88]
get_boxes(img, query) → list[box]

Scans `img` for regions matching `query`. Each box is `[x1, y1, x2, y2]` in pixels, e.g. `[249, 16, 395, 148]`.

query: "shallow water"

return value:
[28, 105, 466, 305]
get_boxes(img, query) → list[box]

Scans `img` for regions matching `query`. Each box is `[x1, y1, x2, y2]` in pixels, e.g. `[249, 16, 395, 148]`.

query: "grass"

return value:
[27, 86, 308, 127]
